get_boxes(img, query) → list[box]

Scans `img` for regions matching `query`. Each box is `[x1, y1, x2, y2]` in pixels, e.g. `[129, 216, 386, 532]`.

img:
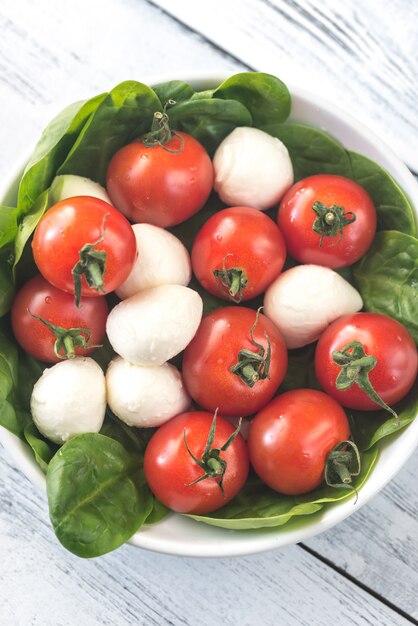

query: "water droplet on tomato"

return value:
[216, 235, 222, 242]
[45, 296, 52, 304]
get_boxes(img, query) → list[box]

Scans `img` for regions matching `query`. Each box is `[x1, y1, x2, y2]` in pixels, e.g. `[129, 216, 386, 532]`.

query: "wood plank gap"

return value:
[299, 543, 418, 625]
[144, 0, 254, 71]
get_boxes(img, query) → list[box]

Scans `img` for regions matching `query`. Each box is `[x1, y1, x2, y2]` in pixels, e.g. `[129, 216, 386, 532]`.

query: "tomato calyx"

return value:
[28, 310, 99, 359]
[324, 440, 361, 498]
[72, 214, 108, 307]
[332, 341, 399, 423]
[312, 201, 356, 246]
[213, 254, 248, 303]
[231, 309, 271, 388]
[142, 100, 184, 154]
[183, 409, 242, 495]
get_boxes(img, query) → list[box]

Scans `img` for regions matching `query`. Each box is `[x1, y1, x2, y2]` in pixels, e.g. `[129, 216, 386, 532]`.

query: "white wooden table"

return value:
[0, 2, 417, 624]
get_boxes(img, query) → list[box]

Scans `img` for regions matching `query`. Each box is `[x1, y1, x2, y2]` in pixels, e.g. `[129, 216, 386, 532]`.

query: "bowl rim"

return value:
[1, 70, 417, 558]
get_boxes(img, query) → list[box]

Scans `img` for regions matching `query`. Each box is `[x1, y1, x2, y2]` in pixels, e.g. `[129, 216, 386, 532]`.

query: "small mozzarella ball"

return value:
[264, 265, 363, 349]
[106, 357, 191, 427]
[116, 224, 191, 299]
[213, 127, 294, 210]
[106, 284, 203, 366]
[30, 357, 106, 444]
[50, 175, 112, 205]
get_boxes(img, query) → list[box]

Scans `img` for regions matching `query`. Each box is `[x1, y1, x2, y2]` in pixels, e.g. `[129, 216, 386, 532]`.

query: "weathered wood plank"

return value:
[0, 0, 245, 180]
[151, 0, 418, 171]
[0, 0, 417, 623]
[305, 449, 418, 620]
[0, 447, 411, 626]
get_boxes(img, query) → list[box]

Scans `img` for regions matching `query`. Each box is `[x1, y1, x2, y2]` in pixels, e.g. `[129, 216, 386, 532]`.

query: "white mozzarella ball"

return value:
[213, 127, 294, 210]
[50, 175, 112, 205]
[106, 284, 203, 366]
[116, 224, 192, 300]
[264, 265, 363, 349]
[106, 357, 190, 427]
[30, 357, 106, 444]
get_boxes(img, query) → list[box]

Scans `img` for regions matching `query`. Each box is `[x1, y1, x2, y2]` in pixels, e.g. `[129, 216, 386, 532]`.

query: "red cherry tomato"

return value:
[144, 411, 249, 514]
[192, 206, 286, 302]
[11, 275, 108, 363]
[278, 174, 377, 268]
[315, 313, 417, 411]
[182, 307, 288, 417]
[106, 132, 213, 228]
[248, 389, 351, 495]
[32, 196, 136, 303]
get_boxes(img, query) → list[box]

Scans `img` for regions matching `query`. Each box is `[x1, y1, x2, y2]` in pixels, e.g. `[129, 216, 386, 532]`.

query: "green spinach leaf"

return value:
[17, 352, 44, 410]
[145, 499, 170, 525]
[168, 98, 252, 154]
[0, 246, 16, 316]
[262, 122, 352, 181]
[0, 330, 30, 438]
[214, 72, 291, 126]
[58, 81, 161, 185]
[18, 94, 106, 214]
[47, 433, 153, 558]
[187, 475, 323, 530]
[188, 447, 378, 529]
[353, 230, 418, 343]
[170, 192, 224, 251]
[24, 422, 58, 472]
[13, 190, 49, 271]
[347, 151, 416, 235]
[0, 206, 19, 315]
[279, 344, 320, 393]
[153, 80, 194, 105]
[349, 381, 418, 451]
[100, 409, 145, 455]
[0, 206, 19, 247]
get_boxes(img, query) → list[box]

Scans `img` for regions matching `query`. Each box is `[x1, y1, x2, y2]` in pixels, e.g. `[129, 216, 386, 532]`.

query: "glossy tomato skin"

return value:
[315, 313, 418, 410]
[248, 389, 350, 494]
[278, 174, 377, 268]
[144, 411, 249, 514]
[192, 206, 286, 302]
[11, 275, 108, 362]
[106, 132, 213, 228]
[32, 196, 136, 297]
[182, 307, 288, 417]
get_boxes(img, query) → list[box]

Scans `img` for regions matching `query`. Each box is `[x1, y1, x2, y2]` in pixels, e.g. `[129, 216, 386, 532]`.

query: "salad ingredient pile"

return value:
[0, 71, 416, 559]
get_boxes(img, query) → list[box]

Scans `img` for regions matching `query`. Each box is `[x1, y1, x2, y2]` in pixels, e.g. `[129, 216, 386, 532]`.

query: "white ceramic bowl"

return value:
[1, 72, 417, 558]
